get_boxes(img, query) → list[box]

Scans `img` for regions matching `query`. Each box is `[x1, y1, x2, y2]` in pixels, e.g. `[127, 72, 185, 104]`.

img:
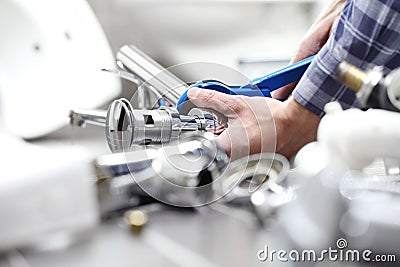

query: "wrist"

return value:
[275, 97, 320, 158]
[285, 97, 320, 126]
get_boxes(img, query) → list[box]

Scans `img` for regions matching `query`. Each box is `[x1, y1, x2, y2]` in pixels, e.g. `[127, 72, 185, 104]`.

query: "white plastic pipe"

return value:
[318, 102, 400, 170]
[0, 0, 121, 138]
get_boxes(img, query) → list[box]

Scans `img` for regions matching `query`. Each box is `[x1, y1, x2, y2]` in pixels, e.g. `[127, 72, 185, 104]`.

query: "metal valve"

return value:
[335, 61, 400, 112]
[69, 98, 218, 152]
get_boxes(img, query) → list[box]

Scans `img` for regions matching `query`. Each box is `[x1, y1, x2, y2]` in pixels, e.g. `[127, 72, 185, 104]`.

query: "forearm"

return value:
[294, 0, 400, 117]
[272, 0, 346, 100]
[293, 0, 345, 62]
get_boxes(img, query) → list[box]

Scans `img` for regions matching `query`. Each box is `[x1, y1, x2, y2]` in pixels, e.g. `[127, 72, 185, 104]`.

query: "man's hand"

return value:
[272, 0, 345, 100]
[188, 88, 276, 160]
[188, 88, 320, 159]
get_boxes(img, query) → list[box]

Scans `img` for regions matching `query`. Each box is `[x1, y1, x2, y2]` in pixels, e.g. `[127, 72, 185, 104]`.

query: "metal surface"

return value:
[335, 61, 368, 93]
[9, 117, 294, 267]
[23, 125, 293, 267]
[8, 208, 287, 267]
[105, 98, 136, 152]
[214, 153, 290, 202]
[385, 67, 400, 111]
[124, 210, 149, 233]
[116, 45, 188, 106]
[102, 69, 143, 87]
[29, 108, 400, 267]
[102, 68, 168, 108]
[69, 109, 107, 127]
[94, 137, 295, 221]
[212, 153, 294, 222]
[95, 133, 230, 208]
[70, 98, 218, 152]
[335, 61, 400, 112]
[355, 66, 383, 107]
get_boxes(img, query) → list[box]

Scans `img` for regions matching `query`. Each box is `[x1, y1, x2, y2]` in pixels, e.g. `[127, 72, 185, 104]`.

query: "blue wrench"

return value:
[177, 55, 315, 112]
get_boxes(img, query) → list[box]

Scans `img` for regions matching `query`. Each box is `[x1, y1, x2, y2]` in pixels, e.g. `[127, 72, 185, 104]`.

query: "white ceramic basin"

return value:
[0, 0, 121, 138]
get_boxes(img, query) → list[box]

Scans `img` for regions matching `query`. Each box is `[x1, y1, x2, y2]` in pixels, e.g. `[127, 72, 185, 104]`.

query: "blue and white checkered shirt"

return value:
[293, 0, 400, 117]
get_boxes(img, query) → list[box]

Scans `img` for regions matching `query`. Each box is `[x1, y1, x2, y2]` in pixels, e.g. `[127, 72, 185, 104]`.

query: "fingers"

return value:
[188, 88, 244, 117]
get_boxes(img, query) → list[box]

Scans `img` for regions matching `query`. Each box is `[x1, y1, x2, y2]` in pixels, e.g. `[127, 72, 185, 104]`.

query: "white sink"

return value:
[0, 0, 121, 138]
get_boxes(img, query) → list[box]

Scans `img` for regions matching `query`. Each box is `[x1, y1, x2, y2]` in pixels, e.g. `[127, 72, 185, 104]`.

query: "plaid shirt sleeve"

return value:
[293, 0, 400, 117]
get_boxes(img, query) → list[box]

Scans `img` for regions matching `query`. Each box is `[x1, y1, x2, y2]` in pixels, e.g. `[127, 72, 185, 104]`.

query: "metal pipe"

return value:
[69, 109, 107, 127]
[116, 45, 188, 106]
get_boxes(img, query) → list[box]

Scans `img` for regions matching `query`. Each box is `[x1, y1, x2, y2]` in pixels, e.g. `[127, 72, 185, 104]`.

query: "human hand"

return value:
[188, 88, 276, 160]
[272, 0, 345, 100]
[188, 88, 320, 160]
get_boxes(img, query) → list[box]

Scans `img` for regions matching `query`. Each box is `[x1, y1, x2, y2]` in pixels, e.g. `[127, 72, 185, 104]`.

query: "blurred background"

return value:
[87, 0, 326, 98]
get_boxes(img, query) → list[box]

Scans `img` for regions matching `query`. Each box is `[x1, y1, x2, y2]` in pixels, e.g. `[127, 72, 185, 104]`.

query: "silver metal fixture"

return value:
[335, 62, 400, 112]
[116, 45, 188, 107]
[69, 98, 218, 152]
[213, 153, 291, 203]
[69, 109, 107, 127]
[94, 133, 230, 208]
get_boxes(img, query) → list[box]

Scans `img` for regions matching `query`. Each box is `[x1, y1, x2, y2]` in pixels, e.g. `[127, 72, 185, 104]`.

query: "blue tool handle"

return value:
[188, 81, 272, 96]
[247, 55, 315, 90]
[177, 81, 271, 112]
[177, 55, 315, 112]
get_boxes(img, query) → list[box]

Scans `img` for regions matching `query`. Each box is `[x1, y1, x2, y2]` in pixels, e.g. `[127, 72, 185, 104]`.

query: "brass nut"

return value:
[124, 210, 148, 233]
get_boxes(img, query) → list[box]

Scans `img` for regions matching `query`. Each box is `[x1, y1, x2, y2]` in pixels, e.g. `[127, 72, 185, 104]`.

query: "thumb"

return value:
[188, 88, 243, 117]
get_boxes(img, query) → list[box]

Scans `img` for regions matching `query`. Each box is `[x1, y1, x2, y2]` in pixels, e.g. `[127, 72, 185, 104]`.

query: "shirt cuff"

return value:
[293, 44, 361, 117]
